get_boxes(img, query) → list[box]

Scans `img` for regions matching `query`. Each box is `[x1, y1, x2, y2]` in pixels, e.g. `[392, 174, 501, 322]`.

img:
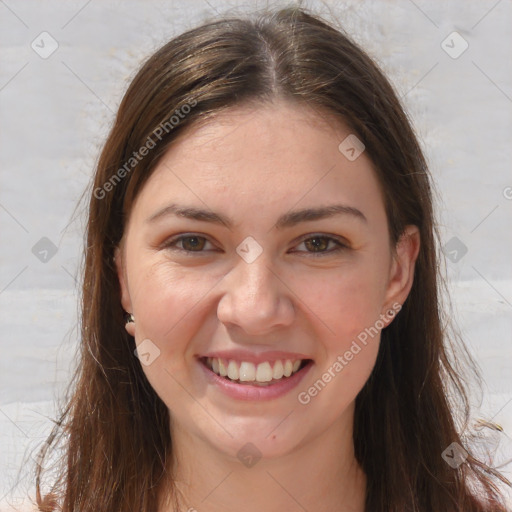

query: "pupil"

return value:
[307, 237, 327, 251]
[185, 237, 203, 250]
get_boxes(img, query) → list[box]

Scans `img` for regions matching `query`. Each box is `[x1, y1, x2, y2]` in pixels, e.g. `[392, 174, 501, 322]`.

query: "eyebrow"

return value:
[146, 202, 367, 229]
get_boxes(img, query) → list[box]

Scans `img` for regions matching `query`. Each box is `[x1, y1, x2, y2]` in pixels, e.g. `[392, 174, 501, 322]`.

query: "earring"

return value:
[125, 312, 135, 324]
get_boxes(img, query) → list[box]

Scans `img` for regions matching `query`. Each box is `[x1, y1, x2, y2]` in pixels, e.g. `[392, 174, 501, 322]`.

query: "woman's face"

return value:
[116, 101, 418, 460]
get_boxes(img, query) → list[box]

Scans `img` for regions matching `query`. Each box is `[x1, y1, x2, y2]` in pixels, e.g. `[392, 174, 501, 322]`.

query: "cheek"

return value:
[129, 262, 221, 409]
[297, 262, 387, 341]
[290, 257, 387, 399]
[130, 260, 219, 351]
[296, 269, 384, 412]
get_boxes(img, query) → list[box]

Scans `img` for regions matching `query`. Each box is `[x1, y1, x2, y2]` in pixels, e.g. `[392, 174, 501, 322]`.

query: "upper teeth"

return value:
[206, 358, 303, 383]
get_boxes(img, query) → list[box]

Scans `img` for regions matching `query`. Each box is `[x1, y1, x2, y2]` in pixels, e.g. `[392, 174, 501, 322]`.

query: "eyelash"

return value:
[161, 233, 349, 257]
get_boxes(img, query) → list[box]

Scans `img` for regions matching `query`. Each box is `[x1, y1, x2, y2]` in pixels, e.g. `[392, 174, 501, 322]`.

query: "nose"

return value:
[216, 254, 295, 336]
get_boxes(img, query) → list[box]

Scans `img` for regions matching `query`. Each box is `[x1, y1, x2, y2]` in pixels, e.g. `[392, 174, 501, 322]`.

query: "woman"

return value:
[35, 6, 511, 512]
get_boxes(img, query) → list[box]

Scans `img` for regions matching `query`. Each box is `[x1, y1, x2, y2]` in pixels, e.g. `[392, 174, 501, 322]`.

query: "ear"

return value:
[114, 245, 135, 337]
[382, 225, 420, 316]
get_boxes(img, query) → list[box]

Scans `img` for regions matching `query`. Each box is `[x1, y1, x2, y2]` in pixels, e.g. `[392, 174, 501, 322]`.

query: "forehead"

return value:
[131, 101, 386, 227]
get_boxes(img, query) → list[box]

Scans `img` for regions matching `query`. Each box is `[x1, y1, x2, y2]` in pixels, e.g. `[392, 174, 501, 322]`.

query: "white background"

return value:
[1, 0, 511, 509]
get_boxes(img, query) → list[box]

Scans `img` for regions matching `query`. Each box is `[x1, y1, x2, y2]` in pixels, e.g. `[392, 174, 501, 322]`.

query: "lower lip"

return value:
[198, 359, 313, 401]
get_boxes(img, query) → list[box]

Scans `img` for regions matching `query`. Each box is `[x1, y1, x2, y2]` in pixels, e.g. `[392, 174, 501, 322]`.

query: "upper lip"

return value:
[199, 349, 312, 365]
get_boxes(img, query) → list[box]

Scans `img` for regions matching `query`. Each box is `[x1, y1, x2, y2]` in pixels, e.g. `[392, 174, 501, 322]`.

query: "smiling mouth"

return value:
[200, 357, 312, 387]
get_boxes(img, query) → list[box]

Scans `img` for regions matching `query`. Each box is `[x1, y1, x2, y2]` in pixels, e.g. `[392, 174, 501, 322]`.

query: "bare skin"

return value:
[116, 101, 420, 511]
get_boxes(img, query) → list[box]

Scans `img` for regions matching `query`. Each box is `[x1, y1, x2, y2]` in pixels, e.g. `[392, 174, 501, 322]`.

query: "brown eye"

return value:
[295, 234, 347, 256]
[180, 236, 206, 251]
[163, 234, 213, 253]
[304, 236, 330, 252]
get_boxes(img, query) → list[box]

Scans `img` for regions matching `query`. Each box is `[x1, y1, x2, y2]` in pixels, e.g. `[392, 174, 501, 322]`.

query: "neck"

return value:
[159, 404, 366, 512]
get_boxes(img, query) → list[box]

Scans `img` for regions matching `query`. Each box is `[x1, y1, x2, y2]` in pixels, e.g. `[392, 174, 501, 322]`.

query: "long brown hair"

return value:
[35, 7, 510, 511]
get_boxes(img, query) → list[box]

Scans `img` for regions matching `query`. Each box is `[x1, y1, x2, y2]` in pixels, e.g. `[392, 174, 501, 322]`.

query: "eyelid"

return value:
[294, 232, 349, 246]
[291, 233, 350, 255]
[160, 233, 216, 252]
